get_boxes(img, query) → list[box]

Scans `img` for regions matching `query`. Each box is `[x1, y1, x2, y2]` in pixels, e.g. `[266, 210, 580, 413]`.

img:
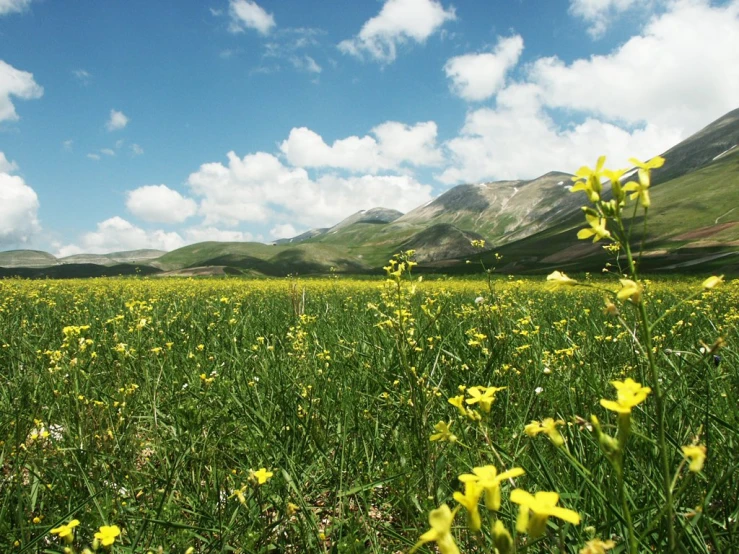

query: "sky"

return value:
[1, 0, 738, 256]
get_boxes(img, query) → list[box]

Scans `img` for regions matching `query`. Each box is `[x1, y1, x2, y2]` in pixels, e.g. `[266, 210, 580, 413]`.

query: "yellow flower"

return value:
[603, 168, 628, 200]
[600, 378, 651, 415]
[50, 519, 80, 543]
[430, 420, 457, 443]
[251, 468, 274, 484]
[525, 418, 565, 447]
[702, 275, 724, 289]
[682, 445, 706, 472]
[458, 465, 525, 511]
[577, 214, 610, 243]
[580, 538, 616, 553]
[571, 156, 606, 203]
[616, 279, 642, 303]
[510, 489, 581, 538]
[410, 504, 460, 554]
[94, 525, 121, 547]
[546, 271, 577, 287]
[448, 395, 466, 415]
[492, 520, 514, 554]
[466, 386, 506, 413]
[453, 480, 483, 531]
[622, 156, 664, 208]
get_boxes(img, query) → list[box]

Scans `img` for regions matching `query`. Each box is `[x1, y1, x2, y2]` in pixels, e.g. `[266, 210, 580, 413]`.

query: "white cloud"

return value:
[444, 35, 524, 101]
[0, 157, 40, 247]
[0, 151, 18, 172]
[62, 139, 73, 151]
[61, 217, 185, 255]
[126, 184, 198, 224]
[290, 55, 322, 73]
[87, 153, 101, 161]
[228, 0, 276, 35]
[339, 0, 456, 63]
[106, 109, 128, 131]
[439, 0, 739, 183]
[280, 120, 443, 171]
[0, 0, 33, 16]
[438, 83, 682, 183]
[0, 60, 43, 122]
[187, 150, 433, 228]
[185, 227, 253, 243]
[569, 0, 649, 37]
[101, 148, 115, 156]
[270, 223, 298, 239]
[72, 69, 91, 85]
[531, 0, 739, 133]
[131, 143, 144, 156]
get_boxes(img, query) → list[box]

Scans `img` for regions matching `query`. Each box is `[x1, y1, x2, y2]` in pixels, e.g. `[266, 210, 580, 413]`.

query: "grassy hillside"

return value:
[156, 241, 371, 275]
[0, 250, 58, 268]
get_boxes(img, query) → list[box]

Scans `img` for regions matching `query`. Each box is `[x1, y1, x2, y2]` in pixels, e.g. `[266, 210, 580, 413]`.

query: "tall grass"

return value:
[0, 272, 736, 552]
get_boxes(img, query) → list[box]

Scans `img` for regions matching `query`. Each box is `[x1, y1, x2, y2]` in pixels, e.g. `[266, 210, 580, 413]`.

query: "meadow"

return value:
[1, 271, 737, 553]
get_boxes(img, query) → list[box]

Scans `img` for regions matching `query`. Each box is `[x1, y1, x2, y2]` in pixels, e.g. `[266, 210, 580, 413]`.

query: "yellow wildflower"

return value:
[616, 279, 642, 303]
[571, 156, 606, 203]
[458, 465, 525, 511]
[600, 378, 651, 415]
[510, 489, 580, 538]
[702, 275, 724, 289]
[492, 520, 514, 554]
[447, 395, 466, 415]
[453, 480, 483, 531]
[251, 468, 274, 484]
[430, 420, 457, 443]
[466, 386, 506, 413]
[410, 504, 460, 554]
[578, 214, 611, 242]
[580, 538, 616, 554]
[525, 418, 565, 447]
[682, 445, 706, 472]
[546, 271, 577, 287]
[50, 519, 80, 543]
[94, 525, 121, 547]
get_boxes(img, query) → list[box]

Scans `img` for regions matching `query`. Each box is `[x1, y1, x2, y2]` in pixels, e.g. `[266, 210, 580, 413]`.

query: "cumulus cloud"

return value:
[87, 153, 101, 161]
[183, 227, 253, 243]
[106, 109, 128, 131]
[438, 83, 682, 183]
[439, 0, 739, 183]
[126, 184, 198, 224]
[187, 150, 433, 228]
[270, 223, 298, 239]
[532, 0, 739, 133]
[339, 0, 456, 63]
[570, 0, 650, 37]
[0, 60, 43, 122]
[101, 148, 115, 156]
[131, 143, 144, 156]
[0, 0, 33, 16]
[60, 217, 185, 255]
[228, 0, 275, 34]
[444, 35, 524, 101]
[0, 151, 18, 172]
[280, 120, 443, 172]
[0, 154, 40, 247]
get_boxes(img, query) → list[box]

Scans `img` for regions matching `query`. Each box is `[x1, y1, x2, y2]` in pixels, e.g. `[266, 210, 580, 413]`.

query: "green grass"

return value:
[1, 274, 737, 553]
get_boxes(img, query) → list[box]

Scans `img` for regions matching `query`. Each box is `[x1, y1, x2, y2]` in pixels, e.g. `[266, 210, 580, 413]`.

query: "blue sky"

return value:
[1, 0, 737, 255]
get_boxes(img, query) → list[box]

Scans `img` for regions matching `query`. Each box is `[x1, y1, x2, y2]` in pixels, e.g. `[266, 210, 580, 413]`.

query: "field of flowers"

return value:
[1, 270, 737, 553]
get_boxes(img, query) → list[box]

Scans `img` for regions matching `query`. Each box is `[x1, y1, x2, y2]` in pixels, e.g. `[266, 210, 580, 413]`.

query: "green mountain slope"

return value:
[155, 241, 370, 275]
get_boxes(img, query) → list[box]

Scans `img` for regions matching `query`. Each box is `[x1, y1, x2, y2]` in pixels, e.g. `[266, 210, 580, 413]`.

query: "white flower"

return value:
[543, 367, 551, 375]
[535, 387, 544, 395]
[474, 296, 486, 305]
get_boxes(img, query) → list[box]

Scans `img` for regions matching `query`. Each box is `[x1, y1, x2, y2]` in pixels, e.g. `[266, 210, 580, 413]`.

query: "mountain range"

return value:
[2, 107, 738, 278]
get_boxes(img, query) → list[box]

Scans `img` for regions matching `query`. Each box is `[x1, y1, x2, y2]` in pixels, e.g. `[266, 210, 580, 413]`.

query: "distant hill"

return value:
[2, 107, 738, 277]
